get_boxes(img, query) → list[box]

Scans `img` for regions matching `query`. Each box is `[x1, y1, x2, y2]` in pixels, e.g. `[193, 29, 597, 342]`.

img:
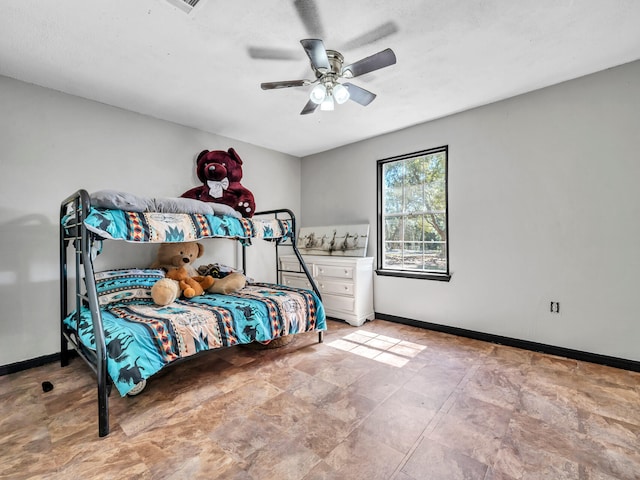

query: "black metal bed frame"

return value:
[59, 189, 322, 437]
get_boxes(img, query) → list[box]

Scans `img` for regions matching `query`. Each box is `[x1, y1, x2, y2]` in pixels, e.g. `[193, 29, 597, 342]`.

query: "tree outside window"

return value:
[377, 146, 450, 281]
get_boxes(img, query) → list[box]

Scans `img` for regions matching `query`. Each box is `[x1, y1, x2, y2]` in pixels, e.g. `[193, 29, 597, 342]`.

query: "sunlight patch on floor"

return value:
[327, 330, 426, 367]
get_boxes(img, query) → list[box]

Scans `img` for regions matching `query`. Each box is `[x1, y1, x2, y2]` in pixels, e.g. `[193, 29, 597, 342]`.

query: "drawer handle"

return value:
[344, 286, 349, 290]
[344, 270, 349, 275]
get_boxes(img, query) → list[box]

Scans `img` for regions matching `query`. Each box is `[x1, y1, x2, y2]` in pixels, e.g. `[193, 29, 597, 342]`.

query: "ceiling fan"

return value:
[261, 39, 397, 115]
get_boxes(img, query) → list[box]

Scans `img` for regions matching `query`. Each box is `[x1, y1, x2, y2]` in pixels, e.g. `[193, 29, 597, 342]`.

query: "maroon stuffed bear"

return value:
[181, 148, 256, 217]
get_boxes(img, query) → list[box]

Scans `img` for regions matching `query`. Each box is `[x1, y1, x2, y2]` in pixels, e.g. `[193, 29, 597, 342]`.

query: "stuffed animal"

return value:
[166, 266, 214, 299]
[208, 272, 246, 294]
[197, 263, 247, 294]
[150, 242, 214, 305]
[180, 148, 256, 218]
[150, 241, 204, 276]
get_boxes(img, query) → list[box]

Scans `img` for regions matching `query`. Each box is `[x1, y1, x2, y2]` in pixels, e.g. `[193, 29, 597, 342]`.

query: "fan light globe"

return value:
[309, 84, 327, 104]
[333, 84, 350, 104]
[320, 95, 334, 111]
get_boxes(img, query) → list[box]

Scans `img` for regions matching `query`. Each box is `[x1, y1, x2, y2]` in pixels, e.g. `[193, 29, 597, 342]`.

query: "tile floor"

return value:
[1, 319, 639, 480]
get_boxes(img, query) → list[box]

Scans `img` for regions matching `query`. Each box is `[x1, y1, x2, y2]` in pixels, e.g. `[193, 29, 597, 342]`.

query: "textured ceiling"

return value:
[2, 0, 640, 157]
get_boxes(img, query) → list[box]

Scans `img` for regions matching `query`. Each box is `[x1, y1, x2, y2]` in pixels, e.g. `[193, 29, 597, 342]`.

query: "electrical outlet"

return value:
[550, 301, 560, 313]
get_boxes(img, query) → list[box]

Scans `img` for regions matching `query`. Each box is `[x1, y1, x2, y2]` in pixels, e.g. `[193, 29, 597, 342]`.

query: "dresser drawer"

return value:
[281, 273, 312, 289]
[280, 260, 302, 273]
[316, 264, 354, 279]
[322, 294, 355, 314]
[318, 279, 354, 296]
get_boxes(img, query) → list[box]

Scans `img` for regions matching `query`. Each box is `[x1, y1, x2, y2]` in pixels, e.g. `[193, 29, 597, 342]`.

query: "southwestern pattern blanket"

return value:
[64, 283, 326, 396]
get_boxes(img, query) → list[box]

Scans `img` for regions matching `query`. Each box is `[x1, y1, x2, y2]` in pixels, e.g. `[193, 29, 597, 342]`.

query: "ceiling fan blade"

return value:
[261, 80, 310, 90]
[341, 48, 397, 78]
[340, 21, 399, 51]
[343, 83, 377, 106]
[294, 0, 324, 38]
[301, 99, 320, 115]
[300, 39, 330, 72]
[248, 46, 301, 60]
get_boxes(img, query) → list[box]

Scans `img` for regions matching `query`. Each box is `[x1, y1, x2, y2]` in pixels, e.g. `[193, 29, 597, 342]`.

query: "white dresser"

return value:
[279, 254, 374, 327]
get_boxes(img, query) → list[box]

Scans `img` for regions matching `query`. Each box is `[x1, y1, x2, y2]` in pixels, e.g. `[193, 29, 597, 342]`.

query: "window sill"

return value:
[375, 269, 451, 282]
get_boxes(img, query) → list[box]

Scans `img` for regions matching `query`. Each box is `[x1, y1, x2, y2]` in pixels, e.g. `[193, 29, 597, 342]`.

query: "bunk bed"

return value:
[60, 189, 326, 437]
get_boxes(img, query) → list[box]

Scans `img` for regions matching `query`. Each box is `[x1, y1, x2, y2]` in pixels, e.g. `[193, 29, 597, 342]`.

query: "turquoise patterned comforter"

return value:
[64, 283, 326, 396]
[72, 207, 292, 244]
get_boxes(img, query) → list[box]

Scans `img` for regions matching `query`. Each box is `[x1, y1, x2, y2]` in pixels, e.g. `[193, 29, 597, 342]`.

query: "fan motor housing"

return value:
[314, 49, 344, 78]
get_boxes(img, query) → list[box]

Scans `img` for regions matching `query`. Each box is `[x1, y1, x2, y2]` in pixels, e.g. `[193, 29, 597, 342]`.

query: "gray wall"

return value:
[0, 75, 300, 366]
[301, 60, 640, 362]
[3, 59, 639, 367]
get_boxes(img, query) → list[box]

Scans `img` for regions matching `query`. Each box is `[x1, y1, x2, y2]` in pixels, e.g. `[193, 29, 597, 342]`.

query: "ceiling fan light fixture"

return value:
[333, 83, 350, 104]
[260, 32, 397, 115]
[320, 95, 334, 111]
[309, 84, 327, 104]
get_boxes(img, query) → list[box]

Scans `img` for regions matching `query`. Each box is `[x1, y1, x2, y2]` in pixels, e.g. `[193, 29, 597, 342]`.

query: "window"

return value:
[377, 146, 450, 281]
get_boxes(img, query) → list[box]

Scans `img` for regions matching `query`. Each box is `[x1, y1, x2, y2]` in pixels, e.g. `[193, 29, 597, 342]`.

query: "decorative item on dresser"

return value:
[280, 254, 374, 327]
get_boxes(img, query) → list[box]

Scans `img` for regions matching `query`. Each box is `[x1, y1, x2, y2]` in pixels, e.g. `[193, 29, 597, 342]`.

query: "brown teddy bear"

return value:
[150, 242, 214, 305]
[151, 241, 205, 275]
[150, 241, 246, 305]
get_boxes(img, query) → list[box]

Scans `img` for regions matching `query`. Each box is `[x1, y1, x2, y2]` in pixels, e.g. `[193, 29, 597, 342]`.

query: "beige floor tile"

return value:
[428, 394, 512, 465]
[358, 387, 439, 454]
[401, 437, 489, 480]
[323, 428, 405, 480]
